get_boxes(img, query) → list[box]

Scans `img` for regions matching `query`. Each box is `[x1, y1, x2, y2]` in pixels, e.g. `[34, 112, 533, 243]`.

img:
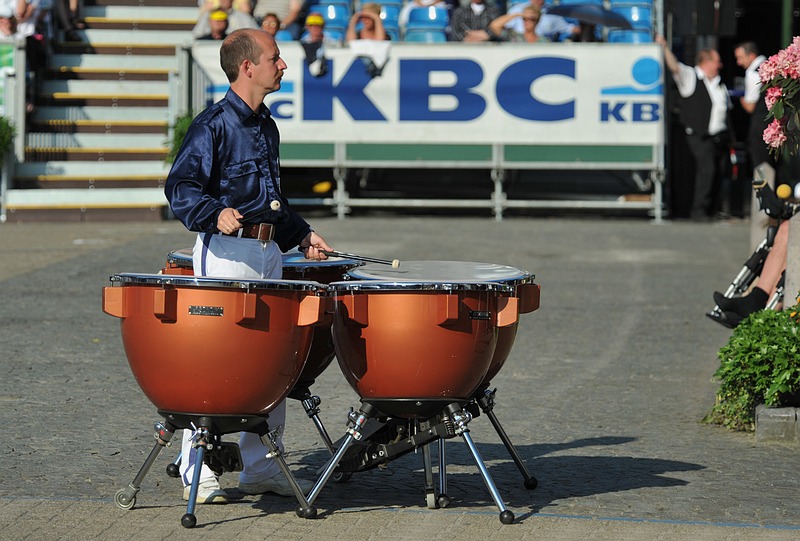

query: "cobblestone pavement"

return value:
[1, 216, 798, 540]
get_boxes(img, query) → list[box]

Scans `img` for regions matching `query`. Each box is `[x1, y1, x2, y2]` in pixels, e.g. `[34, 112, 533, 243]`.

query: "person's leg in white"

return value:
[183, 233, 309, 500]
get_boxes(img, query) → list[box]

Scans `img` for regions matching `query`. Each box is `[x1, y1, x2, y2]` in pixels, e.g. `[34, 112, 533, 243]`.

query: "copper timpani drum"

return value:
[346, 261, 540, 390]
[162, 249, 363, 386]
[329, 262, 521, 418]
[102, 273, 327, 415]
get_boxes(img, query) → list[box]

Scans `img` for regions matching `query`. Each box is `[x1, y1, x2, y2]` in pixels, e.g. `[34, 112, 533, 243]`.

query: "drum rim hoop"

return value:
[110, 273, 323, 291]
[328, 280, 513, 292]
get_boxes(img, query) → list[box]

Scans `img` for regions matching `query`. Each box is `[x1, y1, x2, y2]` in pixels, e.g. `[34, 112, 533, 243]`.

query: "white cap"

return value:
[0, 7, 13, 18]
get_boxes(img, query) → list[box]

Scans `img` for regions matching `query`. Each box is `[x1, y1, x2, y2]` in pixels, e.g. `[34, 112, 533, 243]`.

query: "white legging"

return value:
[180, 232, 286, 486]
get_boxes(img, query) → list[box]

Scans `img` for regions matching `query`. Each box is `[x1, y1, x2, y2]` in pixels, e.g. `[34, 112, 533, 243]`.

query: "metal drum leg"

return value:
[181, 430, 208, 529]
[422, 439, 438, 509]
[300, 392, 336, 454]
[477, 389, 538, 489]
[258, 426, 317, 519]
[115, 421, 175, 512]
[447, 404, 514, 525]
[306, 404, 374, 510]
[437, 438, 451, 508]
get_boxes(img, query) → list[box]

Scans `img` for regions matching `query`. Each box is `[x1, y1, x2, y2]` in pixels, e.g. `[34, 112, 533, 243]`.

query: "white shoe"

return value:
[239, 475, 314, 497]
[182, 479, 229, 504]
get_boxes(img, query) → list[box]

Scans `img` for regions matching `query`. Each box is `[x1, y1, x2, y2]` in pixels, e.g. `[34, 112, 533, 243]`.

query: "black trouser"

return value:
[686, 131, 730, 218]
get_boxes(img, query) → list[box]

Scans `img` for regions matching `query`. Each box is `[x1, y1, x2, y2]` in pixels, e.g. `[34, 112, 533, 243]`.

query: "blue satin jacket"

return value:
[164, 89, 311, 252]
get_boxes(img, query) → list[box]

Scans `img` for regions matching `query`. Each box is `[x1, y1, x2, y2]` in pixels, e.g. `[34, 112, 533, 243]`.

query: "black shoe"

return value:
[706, 309, 743, 329]
[713, 291, 734, 311]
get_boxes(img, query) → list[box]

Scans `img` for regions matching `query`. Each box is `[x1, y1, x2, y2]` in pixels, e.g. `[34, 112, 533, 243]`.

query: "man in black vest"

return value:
[658, 35, 733, 221]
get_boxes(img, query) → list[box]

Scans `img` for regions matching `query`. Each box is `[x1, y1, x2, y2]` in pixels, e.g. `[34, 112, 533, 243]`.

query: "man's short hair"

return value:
[696, 48, 717, 66]
[220, 29, 262, 83]
[735, 40, 759, 57]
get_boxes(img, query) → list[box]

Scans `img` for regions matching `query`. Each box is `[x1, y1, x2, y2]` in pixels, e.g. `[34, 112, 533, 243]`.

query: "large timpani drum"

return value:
[102, 273, 327, 415]
[346, 261, 540, 390]
[329, 262, 522, 417]
[161, 249, 364, 387]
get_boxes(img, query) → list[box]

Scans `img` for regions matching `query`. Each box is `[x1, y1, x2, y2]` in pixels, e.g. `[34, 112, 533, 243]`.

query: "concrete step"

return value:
[74, 28, 194, 45]
[50, 53, 179, 70]
[36, 93, 169, 107]
[29, 119, 168, 134]
[31, 105, 170, 122]
[42, 78, 169, 95]
[4, 188, 168, 221]
[83, 18, 195, 31]
[24, 146, 169, 161]
[25, 132, 167, 148]
[54, 43, 179, 55]
[83, 5, 199, 20]
[15, 160, 170, 178]
[47, 67, 170, 81]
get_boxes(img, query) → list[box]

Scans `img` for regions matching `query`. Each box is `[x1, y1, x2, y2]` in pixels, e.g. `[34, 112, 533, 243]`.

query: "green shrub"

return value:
[0, 116, 15, 168]
[165, 111, 196, 165]
[704, 300, 800, 431]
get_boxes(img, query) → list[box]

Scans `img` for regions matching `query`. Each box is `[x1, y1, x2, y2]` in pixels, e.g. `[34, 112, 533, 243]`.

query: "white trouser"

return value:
[180, 232, 285, 487]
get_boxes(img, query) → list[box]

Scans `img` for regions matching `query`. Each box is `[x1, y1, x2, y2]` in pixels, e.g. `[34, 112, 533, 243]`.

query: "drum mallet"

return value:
[321, 250, 400, 268]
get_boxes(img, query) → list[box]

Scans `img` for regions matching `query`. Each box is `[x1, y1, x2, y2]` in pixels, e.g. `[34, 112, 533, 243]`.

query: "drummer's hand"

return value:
[300, 231, 332, 261]
[217, 208, 243, 234]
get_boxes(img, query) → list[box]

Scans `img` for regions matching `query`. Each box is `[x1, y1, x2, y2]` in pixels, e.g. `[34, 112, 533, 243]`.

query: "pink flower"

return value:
[765, 86, 783, 110]
[763, 119, 788, 148]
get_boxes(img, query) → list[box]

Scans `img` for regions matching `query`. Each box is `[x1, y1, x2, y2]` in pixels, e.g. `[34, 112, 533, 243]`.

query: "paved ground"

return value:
[1, 215, 799, 540]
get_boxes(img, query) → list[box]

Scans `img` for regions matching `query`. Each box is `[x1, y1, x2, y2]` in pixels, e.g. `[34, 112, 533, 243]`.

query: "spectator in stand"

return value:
[259, 12, 280, 36]
[197, 9, 229, 40]
[504, 0, 578, 42]
[0, 5, 45, 113]
[301, 12, 324, 44]
[488, 5, 543, 42]
[198, 0, 252, 15]
[252, 0, 303, 39]
[51, 0, 84, 42]
[301, 11, 330, 75]
[346, 2, 387, 42]
[449, 0, 500, 42]
[193, 0, 257, 39]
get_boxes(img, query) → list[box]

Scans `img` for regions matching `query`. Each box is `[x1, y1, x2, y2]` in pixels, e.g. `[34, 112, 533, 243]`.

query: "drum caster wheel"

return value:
[425, 492, 438, 509]
[437, 494, 451, 508]
[166, 463, 180, 478]
[114, 488, 135, 510]
[332, 471, 351, 483]
[499, 510, 515, 524]
[295, 505, 317, 519]
[524, 477, 538, 490]
[181, 513, 197, 528]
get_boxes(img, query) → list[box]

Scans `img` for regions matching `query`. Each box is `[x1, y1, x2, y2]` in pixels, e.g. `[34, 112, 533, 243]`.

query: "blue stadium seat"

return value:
[611, 5, 652, 30]
[556, 0, 604, 5]
[360, 0, 404, 8]
[381, 4, 401, 31]
[403, 28, 448, 42]
[607, 28, 652, 42]
[313, 3, 352, 30]
[405, 6, 449, 30]
[275, 29, 295, 41]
